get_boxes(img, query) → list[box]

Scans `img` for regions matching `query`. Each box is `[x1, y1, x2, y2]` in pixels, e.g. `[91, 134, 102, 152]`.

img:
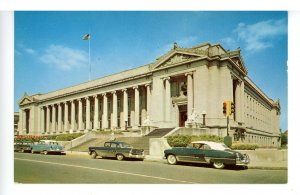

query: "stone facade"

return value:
[17, 42, 281, 147]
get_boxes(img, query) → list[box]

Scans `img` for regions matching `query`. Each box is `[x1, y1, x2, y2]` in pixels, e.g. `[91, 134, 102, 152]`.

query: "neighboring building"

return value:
[14, 112, 19, 135]
[18, 42, 281, 147]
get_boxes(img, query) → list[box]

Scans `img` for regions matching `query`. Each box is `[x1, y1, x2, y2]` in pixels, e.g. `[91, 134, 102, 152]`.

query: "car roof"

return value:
[191, 141, 229, 150]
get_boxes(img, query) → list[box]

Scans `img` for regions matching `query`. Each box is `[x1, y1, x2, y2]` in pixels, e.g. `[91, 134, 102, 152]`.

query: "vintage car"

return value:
[31, 140, 65, 155]
[88, 141, 145, 161]
[14, 141, 33, 153]
[164, 141, 250, 169]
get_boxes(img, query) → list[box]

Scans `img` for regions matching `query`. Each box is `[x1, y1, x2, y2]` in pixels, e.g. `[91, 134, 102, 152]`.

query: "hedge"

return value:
[167, 135, 258, 150]
[230, 143, 259, 150]
[14, 133, 84, 143]
[167, 134, 224, 147]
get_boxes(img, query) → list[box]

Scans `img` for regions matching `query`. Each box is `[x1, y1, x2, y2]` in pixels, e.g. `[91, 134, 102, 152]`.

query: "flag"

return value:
[83, 33, 90, 40]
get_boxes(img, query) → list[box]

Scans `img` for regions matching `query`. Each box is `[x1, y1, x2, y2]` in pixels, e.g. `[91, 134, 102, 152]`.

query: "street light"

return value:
[202, 110, 206, 126]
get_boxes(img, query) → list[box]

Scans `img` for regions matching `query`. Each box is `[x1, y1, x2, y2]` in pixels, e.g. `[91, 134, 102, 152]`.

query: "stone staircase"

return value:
[70, 128, 174, 155]
[145, 128, 174, 137]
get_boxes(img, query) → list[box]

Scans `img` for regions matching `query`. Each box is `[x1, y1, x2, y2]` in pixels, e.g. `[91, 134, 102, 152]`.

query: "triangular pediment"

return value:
[153, 50, 204, 70]
[19, 96, 34, 106]
[231, 56, 248, 75]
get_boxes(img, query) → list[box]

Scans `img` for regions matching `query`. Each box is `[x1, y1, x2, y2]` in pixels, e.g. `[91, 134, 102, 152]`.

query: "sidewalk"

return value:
[65, 151, 287, 170]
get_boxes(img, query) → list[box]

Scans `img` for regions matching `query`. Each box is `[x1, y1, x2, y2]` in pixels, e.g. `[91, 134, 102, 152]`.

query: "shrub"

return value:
[191, 135, 224, 143]
[167, 134, 224, 147]
[14, 133, 84, 142]
[230, 143, 259, 150]
[167, 135, 192, 147]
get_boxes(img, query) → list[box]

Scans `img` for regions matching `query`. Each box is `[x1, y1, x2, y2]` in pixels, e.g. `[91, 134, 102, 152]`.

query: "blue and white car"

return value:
[31, 140, 65, 155]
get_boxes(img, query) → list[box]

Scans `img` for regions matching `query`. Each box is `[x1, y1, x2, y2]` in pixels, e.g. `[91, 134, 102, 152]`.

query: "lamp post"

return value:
[202, 110, 206, 126]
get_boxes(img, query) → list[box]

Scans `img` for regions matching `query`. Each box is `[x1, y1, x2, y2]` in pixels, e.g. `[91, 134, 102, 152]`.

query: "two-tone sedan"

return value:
[164, 141, 250, 169]
[88, 141, 145, 161]
[31, 140, 65, 155]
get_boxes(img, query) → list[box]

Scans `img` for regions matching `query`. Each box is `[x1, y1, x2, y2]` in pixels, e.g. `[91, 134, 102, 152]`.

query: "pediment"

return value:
[19, 96, 34, 106]
[153, 51, 203, 70]
[231, 56, 248, 75]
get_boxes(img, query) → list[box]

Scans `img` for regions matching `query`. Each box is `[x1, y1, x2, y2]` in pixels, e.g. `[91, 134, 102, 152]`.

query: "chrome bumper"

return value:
[236, 154, 250, 165]
[129, 153, 145, 159]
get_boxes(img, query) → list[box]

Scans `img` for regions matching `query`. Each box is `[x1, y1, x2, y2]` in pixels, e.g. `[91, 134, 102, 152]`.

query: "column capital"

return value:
[93, 94, 98, 99]
[101, 92, 107, 97]
[162, 76, 170, 81]
[122, 88, 127, 92]
[145, 82, 152, 87]
[111, 90, 117, 94]
[133, 86, 139, 90]
[185, 72, 193, 77]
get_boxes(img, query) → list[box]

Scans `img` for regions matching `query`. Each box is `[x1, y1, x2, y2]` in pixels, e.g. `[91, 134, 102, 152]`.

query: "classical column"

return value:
[185, 72, 194, 117]
[112, 91, 118, 129]
[134, 86, 140, 127]
[145, 83, 151, 117]
[102, 93, 108, 129]
[52, 104, 56, 133]
[64, 102, 69, 131]
[40, 107, 45, 134]
[46, 106, 50, 133]
[71, 100, 76, 132]
[58, 103, 62, 132]
[122, 89, 128, 128]
[164, 77, 171, 121]
[85, 97, 91, 131]
[235, 80, 242, 123]
[93, 95, 99, 130]
[78, 99, 83, 130]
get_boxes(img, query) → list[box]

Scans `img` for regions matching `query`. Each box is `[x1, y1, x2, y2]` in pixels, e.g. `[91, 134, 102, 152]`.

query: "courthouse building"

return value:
[18, 42, 281, 147]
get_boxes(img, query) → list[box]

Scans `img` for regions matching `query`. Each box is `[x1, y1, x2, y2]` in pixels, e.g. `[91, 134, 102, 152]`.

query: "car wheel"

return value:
[91, 151, 97, 159]
[167, 154, 177, 165]
[213, 162, 225, 169]
[43, 151, 48, 155]
[31, 150, 35, 154]
[116, 154, 124, 161]
[20, 149, 24, 153]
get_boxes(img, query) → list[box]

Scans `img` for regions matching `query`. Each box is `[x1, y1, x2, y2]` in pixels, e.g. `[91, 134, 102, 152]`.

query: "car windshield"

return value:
[120, 143, 132, 148]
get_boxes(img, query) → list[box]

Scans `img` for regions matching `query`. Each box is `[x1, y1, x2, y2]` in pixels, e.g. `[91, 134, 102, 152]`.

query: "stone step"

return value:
[145, 128, 174, 137]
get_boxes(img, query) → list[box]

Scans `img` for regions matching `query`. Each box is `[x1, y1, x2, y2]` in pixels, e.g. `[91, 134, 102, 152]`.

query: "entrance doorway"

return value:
[178, 105, 187, 127]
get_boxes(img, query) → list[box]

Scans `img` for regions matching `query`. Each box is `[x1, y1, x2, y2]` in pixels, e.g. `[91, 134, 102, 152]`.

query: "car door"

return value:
[188, 144, 206, 163]
[100, 142, 111, 157]
[108, 143, 118, 157]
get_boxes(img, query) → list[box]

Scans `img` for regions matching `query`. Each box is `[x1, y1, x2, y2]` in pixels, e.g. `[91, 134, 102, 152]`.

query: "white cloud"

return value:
[234, 18, 287, 52]
[40, 44, 88, 71]
[24, 48, 36, 55]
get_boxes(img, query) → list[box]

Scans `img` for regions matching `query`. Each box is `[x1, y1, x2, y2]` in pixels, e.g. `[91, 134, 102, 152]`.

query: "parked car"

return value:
[31, 140, 65, 155]
[14, 141, 33, 153]
[88, 141, 145, 161]
[164, 141, 250, 169]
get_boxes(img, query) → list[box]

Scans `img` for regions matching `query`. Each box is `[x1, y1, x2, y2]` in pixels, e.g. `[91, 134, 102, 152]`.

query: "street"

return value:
[14, 153, 287, 184]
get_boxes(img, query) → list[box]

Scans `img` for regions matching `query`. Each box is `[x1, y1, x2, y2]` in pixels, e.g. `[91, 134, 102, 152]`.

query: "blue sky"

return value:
[14, 11, 288, 130]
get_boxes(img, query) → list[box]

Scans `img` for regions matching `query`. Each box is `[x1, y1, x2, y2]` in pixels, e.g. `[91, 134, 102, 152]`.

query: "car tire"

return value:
[43, 151, 48, 155]
[167, 154, 177, 165]
[20, 149, 25, 153]
[91, 151, 97, 159]
[31, 150, 35, 154]
[116, 154, 124, 161]
[213, 162, 225, 169]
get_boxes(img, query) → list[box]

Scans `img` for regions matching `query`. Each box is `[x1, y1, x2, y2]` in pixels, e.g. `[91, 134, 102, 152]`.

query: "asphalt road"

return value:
[14, 153, 287, 184]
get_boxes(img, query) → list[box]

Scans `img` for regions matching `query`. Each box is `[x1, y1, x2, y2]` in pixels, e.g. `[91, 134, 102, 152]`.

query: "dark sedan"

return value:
[164, 141, 250, 169]
[88, 141, 145, 161]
